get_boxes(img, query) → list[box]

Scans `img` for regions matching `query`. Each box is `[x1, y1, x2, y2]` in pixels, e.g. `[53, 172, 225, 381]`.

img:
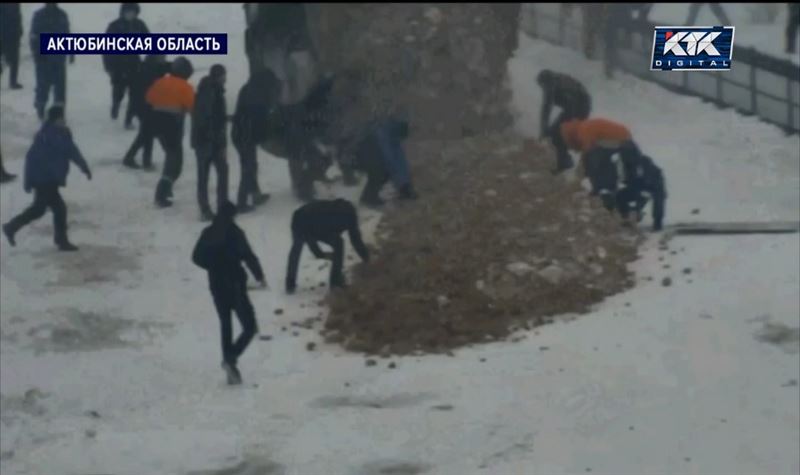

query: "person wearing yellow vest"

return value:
[146, 56, 195, 208]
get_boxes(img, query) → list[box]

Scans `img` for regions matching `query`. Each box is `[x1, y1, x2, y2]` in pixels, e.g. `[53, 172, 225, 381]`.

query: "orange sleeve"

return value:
[145, 80, 159, 107]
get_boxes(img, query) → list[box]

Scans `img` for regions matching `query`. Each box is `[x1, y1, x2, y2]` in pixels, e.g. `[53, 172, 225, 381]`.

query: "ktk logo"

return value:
[662, 30, 721, 56]
[651, 26, 735, 71]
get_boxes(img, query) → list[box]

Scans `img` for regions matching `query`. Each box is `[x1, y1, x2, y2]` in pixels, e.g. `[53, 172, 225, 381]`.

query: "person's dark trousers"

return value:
[788, 4, 800, 53]
[234, 141, 262, 207]
[195, 145, 229, 215]
[582, 148, 618, 196]
[323, 234, 345, 287]
[285, 233, 345, 292]
[152, 112, 184, 203]
[359, 155, 390, 203]
[110, 68, 137, 125]
[123, 107, 156, 168]
[5, 184, 68, 245]
[210, 278, 257, 367]
[288, 156, 315, 201]
[2, 39, 20, 87]
[548, 99, 591, 171]
[34, 60, 66, 117]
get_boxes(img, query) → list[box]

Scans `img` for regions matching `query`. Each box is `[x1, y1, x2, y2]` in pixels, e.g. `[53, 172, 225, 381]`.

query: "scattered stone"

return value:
[306, 342, 316, 351]
[86, 410, 101, 419]
[0, 450, 14, 461]
[624, 302, 631, 307]
[365, 359, 377, 367]
[684, 457, 691, 463]
[506, 261, 535, 277]
[436, 295, 450, 308]
[274, 309, 284, 316]
[281, 326, 287, 332]
[558, 368, 564, 372]
[662, 277, 673, 287]
[344, 382, 350, 387]
[388, 362, 397, 369]
[479, 358, 486, 363]
[596, 246, 607, 259]
[663, 264, 671, 269]
[484, 189, 497, 197]
[292, 331, 300, 337]
[259, 335, 272, 341]
[781, 379, 798, 387]
[539, 346, 549, 351]
[85, 429, 96, 439]
[682, 268, 692, 275]
[629, 426, 634, 431]
[691, 208, 700, 215]
[431, 404, 454, 411]
[538, 264, 565, 285]
[423, 7, 443, 24]
[699, 313, 713, 320]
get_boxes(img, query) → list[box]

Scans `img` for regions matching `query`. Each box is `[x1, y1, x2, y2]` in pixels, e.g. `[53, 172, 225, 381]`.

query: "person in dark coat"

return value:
[122, 54, 170, 170]
[351, 118, 417, 207]
[103, 3, 150, 128]
[787, 4, 800, 54]
[0, 3, 24, 89]
[285, 199, 369, 294]
[3, 106, 92, 251]
[191, 64, 229, 221]
[0, 150, 17, 184]
[614, 154, 667, 232]
[231, 68, 281, 212]
[30, 3, 73, 120]
[192, 200, 266, 385]
[537, 69, 592, 173]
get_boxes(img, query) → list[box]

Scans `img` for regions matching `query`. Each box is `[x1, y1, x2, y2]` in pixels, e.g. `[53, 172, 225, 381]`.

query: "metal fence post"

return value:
[789, 75, 796, 132]
[750, 62, 758, 114]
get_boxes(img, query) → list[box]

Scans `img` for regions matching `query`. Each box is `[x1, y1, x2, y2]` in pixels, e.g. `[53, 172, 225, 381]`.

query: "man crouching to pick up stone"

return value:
[285, 199, 370, 294]
[192, 201, 267, 385]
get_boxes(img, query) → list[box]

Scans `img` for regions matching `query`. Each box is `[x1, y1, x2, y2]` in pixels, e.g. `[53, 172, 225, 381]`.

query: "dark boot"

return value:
[252, 193, 271, 207]
[10, 83, 23, 90]
[57, 241, 79, 252]
[122, 157, 140, 169]
[221, 361, 242, 385]
[2, 223, 16, 246]
[155, 180, 173, 208]
[0, 171, 16, 184]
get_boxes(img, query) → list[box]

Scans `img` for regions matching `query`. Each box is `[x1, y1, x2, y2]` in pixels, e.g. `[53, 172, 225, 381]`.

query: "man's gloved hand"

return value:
[85, 169, 93, 181]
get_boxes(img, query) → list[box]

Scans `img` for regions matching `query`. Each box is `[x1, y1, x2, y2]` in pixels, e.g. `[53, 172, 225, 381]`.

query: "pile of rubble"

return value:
[325, 138, 642, 355]
[307, 4, 643, 355]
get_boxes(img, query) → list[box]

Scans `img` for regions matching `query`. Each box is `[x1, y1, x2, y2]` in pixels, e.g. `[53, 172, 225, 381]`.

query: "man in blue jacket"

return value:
[353, 118, 418, 207]
[3, 106, 92, 251]
[29, 3, 74, 120]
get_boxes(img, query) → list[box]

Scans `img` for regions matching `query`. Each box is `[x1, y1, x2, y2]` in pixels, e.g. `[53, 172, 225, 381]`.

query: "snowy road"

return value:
[1, 4, 798, 475]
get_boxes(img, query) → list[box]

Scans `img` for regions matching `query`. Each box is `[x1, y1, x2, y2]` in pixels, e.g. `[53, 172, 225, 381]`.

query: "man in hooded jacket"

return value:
[103, 3, 150, 128]
[192, 200, 266, 385]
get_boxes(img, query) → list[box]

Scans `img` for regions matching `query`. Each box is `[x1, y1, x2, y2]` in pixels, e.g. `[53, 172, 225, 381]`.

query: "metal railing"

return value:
[521, 4, 800, 134]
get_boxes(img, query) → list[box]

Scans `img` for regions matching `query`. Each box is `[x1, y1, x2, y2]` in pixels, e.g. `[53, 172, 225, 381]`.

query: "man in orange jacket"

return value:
[560, 117, 666, 231]
[146, 56, 195, 208]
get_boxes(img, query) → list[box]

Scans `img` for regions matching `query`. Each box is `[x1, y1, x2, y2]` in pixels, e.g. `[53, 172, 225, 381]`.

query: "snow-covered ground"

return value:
[1, 4, 798, 475]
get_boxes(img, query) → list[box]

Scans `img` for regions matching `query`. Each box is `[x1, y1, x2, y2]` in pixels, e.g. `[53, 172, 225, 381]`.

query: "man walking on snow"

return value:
[191, 64, 230, 221]
[192, 201, 267, 385]
[146, 57, 195, 208]
[103, 2, 150, 129]
[29, 3, 73, 120]
[3, 106, 92, 251]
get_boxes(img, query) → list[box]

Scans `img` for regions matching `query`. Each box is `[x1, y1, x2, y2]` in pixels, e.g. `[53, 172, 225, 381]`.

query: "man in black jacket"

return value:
[192, 201, 266, 385]
[537, 69, 592, 173]
[191, 64, 229, 221]
[122, 54, 170, 170]
[285, 199, 369, 294]
[30, 3, 73, 120]
[0, 3, 24, 89]
[103, 3, 150, 128]
[231, 68, 280, 212]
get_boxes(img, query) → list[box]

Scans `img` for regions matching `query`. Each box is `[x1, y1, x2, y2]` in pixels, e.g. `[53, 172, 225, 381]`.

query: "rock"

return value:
[436, 295, 450, 308]
[388, 362, 397, 369]
[539, 346, 549, 351]
[404, 35, 416, 43]
[682, 267, 692, 275]
[259, 335, 272, 341]
[699, 313, 713, 319]
[479, 358, 486, 362]
[306, 342, 316, 351]
[484, 189, 497, 197]
[86, 410, 101, 419]
[344, 382, 350, 387]
[475, 280, 486, 291]
[691, 208, 700, 215]
[274, 309, 284, 316]
[506, 261, 534, 277]
[292, 331, 300, 337]
[281, 326, 287, 332]
[365, 359, 377, 367]
[538, 264, 565, 285]
[590, 264, 604, 275]
[85, 429, 96, 439]
[596, 247, 607, 259]
[662, 277, 673, 287]
[781, 379, 798, 387]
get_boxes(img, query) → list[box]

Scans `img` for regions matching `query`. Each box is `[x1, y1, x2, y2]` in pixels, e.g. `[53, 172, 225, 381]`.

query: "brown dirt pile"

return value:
[325, 137, 642, 355]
